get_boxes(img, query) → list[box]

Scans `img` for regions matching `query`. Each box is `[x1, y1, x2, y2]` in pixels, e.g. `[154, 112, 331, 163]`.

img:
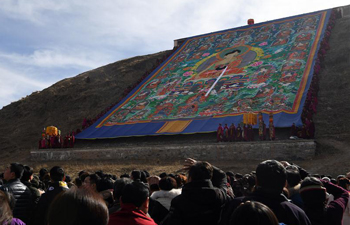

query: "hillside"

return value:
[0, 50, 172, 160]
[0, 7, 349, 177]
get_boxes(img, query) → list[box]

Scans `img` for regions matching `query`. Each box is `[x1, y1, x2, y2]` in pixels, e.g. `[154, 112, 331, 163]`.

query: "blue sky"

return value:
[0, 0, 348, 109]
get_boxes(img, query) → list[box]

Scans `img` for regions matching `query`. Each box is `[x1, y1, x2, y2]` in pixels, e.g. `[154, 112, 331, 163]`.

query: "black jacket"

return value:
[220, 187, 311, 225]
[162, 166, 231, 225]
[32, 181, 69, 225]
[0, 178, 32, 223]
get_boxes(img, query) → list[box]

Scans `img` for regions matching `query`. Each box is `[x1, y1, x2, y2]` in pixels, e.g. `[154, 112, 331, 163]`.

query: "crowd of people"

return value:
[0, 159, 349, 225]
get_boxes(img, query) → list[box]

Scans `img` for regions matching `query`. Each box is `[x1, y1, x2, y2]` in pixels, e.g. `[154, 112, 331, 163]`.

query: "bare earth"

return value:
[0, 13, 349, 178]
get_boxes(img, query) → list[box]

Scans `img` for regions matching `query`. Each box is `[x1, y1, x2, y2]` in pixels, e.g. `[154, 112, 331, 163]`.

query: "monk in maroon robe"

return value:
[217, 124, 223, 142]
[236, 124, 242, 141]
[299, 125, 307, 139]
[50, 136, 55, 148]
[243, 124, 248, 141]
[290, 123, 298, 136]
[248, 125, 254, 141]
[263, 122, 267, 140]
[229, 123, 236, 141]
[223, 124, 229, 142]
[69, 133, 75, 148]
[308, 120, 315, 139]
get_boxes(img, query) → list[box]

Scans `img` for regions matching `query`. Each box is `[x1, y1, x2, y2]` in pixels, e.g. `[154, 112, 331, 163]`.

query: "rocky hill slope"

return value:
[0, 50, 172, 160]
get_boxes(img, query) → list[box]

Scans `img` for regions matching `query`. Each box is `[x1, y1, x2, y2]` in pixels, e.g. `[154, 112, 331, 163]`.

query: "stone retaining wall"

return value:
[30, 140, 315, 161]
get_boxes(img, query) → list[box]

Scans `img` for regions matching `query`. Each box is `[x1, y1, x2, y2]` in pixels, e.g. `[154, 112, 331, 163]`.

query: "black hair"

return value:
[121, 182, 149, 207]
[96, 177, 114, 192]
[88, 174, 101, 185]
[131, 170, 142, 181]
[48, 188, 108, 225]
[230, 201, 279, 225]
[113, 178, 132, 200]
[188, 161, 213, 181]
[286, 165, 301, 187]
[10, 163, 24, 179]
[39, 168, 48, 180]
[21, 165, 34, 182]
[256, 160, 286, 192]
[159, 177, 177, 191]
[50, 166, 65, 182]
[159, 172, 168, 179]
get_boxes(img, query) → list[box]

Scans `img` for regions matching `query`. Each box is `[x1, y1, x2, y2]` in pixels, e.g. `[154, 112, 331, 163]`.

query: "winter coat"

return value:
[0, 179, 32, 223]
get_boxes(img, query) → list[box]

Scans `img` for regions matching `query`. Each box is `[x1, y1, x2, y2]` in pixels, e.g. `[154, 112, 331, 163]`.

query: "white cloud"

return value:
[0, 48, 109, 69]
[0, 66, 49, 108]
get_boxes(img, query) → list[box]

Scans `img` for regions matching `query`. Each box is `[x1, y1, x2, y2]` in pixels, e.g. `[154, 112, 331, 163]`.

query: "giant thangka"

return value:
[77, 9, 331, 139]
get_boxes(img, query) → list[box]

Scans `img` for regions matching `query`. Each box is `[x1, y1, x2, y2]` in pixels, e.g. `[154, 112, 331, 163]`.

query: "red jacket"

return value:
[108, 203, 157, 225]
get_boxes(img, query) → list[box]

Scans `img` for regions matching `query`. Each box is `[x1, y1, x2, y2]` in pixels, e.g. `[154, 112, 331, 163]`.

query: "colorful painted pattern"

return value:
[77, 10, 330, 139]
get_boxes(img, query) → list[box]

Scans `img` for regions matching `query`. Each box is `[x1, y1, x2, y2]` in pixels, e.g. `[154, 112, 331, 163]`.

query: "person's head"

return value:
[174, 174, 187, 188]
[50, 166, 65, 182]
[300, 177, 327, 207]
[84, 174, 101, 192]
[229, 201, 279, 225]
[47, 188, 108, 225]
[285, 165, 301, 187]
[256, 160, 287, 193]
[96, 177, 114, 193]
[159, 176, 177, 191]
[121, 182, 150, 213]
[0, 190, 13, 224]
[113, 178, 132, 201]
[337, 177, 350, 190]
[21, 165, 34, 182]
[131, 170, 142, 181]
[188, 161, 213, 182]
[3, 163, 24, 181]
[39, 168, 48, 181]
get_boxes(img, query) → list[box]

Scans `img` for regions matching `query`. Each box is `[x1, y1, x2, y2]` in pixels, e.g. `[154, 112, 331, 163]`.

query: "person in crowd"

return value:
[38, 168, 49, 191]
[108, 182, 157, 225]
[285, 165, 304, 209]
[33, 166, 69, 225]
[229, 201, 280, 225]
[151, 176, 181, 211]
[131, 170, 142, 182]
[147, 176, 160, 195]
[300, 177, 349, 225]
[47, 188, 109, 225]
[162, 158, 232, 225]
[0, 163, 32, 223]
[337, 177, 350, 224]
[220, 160, 311, 225]
[83, 173, 101, 192]
[96, 176, 114, 208]
[0, 190, 26, 225]
[174, 174, 187, 188]
[109, 178, 133, 214]
[20, 165, 43, 224]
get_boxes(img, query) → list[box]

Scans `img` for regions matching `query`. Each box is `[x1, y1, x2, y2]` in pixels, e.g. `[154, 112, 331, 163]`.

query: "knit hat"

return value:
[300, 177, 326, 205]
